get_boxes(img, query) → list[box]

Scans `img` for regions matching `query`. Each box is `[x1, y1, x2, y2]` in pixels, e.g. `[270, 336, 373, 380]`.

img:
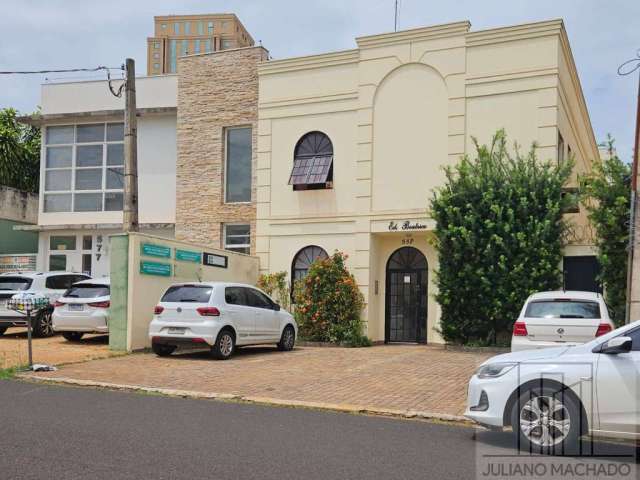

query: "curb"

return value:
[20, 374, 470, 425]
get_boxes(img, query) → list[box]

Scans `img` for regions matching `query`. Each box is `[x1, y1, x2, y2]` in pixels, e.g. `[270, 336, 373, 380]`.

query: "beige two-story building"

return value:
[255, 20, 599, 344]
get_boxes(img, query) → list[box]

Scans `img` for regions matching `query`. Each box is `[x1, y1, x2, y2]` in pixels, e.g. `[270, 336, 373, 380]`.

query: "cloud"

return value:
[1, 0, 637, 159]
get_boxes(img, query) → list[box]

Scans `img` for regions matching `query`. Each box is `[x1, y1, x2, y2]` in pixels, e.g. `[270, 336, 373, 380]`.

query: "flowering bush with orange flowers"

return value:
[293, 251, 370, 347]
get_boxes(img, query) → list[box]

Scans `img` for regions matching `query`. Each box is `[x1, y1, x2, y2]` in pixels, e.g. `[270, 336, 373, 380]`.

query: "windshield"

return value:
[525, 300, 601, 319]
[161, 285, 213, 303]
[0, 277, 33, 291]
[64, 284, 110, 299]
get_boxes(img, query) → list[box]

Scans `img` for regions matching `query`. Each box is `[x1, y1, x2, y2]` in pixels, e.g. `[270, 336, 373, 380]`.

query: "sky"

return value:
[1, 0, 638, 161]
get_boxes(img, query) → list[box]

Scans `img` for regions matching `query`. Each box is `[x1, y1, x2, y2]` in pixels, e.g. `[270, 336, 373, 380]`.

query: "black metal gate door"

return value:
[385, 247, 428, 343]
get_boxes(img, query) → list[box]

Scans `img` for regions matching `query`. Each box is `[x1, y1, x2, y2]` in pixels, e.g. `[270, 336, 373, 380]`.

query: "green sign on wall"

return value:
[175, 249, 201, 263]
[140, 261, 172, 277]
[141, 243, 171, 258]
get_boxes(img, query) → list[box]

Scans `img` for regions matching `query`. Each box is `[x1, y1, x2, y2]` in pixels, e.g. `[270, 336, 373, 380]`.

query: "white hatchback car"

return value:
[149, 282, 297, 360]
[511, 291, 614, 352]
[0, 271, 91, 337]
[52, 277, 110, 341]
[466, 320, 640, 454]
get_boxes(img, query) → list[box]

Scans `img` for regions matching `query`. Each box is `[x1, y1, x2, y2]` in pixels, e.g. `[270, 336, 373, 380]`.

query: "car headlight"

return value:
[476, 362, 517, 379]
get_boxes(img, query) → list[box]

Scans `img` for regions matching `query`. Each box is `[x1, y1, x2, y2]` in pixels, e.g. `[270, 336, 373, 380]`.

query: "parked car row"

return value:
[467, 289, 637, 453]
[0, 272, 296, 361]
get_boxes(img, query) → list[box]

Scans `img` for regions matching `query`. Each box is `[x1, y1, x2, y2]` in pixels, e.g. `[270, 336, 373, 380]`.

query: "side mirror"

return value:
[600, 336, 632, 355]
[273, 303, 281, 311]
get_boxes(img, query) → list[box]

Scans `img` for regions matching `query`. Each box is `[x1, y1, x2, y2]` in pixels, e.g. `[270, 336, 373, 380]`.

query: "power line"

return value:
[0, 65, 126, 98]
[0, 66, 121, 75]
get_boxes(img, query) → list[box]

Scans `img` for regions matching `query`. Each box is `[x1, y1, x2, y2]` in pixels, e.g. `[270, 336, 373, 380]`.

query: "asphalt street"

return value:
[0, 380, 636, 480]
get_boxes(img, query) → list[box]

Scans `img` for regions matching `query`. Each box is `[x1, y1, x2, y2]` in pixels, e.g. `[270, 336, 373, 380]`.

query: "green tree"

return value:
[293, 251, 370, 346]
[430, 130, 573, 345]
[0, 108, 41, 193]
[580, 136, 630, 325]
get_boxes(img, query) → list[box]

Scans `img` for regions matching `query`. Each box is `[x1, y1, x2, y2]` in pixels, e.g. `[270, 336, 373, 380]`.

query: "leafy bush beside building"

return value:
[580, 137, 630, 325]
[293, 251, 370, 347]
[430, 130, 573, 345]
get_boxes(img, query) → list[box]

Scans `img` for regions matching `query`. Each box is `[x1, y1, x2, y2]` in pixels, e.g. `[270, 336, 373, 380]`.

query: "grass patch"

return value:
[0, 365, 27, 379]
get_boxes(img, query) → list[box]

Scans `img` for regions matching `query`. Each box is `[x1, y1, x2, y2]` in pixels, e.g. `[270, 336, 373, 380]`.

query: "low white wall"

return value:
[112, 232, 259, 351]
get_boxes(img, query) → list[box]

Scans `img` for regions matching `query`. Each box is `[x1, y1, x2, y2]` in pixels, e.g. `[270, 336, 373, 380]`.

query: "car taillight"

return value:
[53, 300, 64, 308]
[88, 301, 110, 308]
[513, 321, 528, 337]
[196, 306, 220, 316]
[595, 323, 612, 337]
[154, 305, 164, 315]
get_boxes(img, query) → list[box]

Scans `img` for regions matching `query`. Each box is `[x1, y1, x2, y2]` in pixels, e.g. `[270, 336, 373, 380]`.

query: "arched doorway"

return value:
[385, 247, 428, 343]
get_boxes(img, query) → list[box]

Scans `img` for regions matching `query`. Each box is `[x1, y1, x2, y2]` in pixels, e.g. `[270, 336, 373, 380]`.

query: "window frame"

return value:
[43, 122, 124, 213]
[289, 131, 334, 191]
[223, 223, 251, 255]
[223, 126, 252, 204]
[291, 245, 329, 287]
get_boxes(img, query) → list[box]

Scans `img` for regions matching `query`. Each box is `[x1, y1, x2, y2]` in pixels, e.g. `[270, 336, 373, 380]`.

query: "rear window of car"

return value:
[0, 277, 32, 291]
[525, 300, 601, 319]
[64, 284, 110, 299]
[161, 285, 213, 303]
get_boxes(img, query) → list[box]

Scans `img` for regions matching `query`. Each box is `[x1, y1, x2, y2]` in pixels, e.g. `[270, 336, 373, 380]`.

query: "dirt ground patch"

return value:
[26, 344, 493, 417]
[0, 327, 120, 369]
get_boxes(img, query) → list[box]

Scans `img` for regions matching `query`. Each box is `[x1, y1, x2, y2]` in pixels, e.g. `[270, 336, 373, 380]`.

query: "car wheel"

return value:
[0, 326, 7, 336]
[211, 329, 235, 360]
[62, 332, 84, 342]
[511, 385, 582, 455]
[277, 325, 295, 351]
[152, 343, 176, 357]
[32, 310, 55, 338]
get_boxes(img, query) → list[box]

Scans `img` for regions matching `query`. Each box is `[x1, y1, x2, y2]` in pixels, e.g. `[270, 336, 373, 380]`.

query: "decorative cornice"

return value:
[258, 49, 359, 75]
[356, 21, 471, 48]
[466, 19, 563, 46]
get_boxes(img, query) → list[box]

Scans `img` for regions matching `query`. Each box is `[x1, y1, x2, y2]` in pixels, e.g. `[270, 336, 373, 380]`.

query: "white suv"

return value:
[0, 272, 91, 337]
[511, 291, 615, 352]
[149, 282, 298, 360]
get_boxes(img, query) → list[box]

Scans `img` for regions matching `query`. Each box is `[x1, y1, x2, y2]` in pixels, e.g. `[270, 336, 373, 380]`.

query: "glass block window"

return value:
[43, 123, 124, 212]
[288, 131, 334, 190]
[223, 224, 251, 254]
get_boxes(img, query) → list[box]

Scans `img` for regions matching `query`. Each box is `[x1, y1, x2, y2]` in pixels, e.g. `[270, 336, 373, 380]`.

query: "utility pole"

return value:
[123, 58, 139, 232]
[620, 51, 640, 324]
[394, 0, 399, 32]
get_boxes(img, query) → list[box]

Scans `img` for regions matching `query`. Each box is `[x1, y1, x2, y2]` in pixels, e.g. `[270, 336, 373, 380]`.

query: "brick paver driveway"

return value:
[0, 328, 118, 369]
[27, 345, 493, 417]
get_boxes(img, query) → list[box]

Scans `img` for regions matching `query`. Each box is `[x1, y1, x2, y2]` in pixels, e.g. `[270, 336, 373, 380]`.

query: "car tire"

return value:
[277, 325, 295, 351]
[62, 332, 84, 342]
[211, 329, 235, 360]
[152, 343, 176, 357]
[0, 326, 7, 336]
[32, 310, 55, 338]
[511, 385, 583, 455]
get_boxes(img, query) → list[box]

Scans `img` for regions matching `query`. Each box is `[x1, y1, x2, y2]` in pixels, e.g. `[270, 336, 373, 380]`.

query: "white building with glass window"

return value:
[18, 74, 178, 277]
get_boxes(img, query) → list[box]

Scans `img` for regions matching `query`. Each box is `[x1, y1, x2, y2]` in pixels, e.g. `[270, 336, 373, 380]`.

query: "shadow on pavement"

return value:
[474, 429, 639, 464]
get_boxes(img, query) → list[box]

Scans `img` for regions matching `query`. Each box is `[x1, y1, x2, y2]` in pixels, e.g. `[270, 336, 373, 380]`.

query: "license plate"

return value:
[68, 304, 84, 311]
[168, 327, 185, 335]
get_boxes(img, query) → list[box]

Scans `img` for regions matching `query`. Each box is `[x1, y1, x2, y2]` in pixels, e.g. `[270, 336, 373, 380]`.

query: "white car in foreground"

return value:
[466, 320, 640, 454]
[149, 282, 297, 360]
[52, 277, 110, 341]
[511, 291, 614, 352]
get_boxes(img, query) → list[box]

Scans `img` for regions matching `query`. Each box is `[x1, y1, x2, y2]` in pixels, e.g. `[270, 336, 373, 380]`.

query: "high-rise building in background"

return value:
[147, 13, 254, 75]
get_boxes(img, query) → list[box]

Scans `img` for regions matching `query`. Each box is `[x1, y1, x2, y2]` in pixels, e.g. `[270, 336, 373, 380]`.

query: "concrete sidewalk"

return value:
[24, 344, 493, 420]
